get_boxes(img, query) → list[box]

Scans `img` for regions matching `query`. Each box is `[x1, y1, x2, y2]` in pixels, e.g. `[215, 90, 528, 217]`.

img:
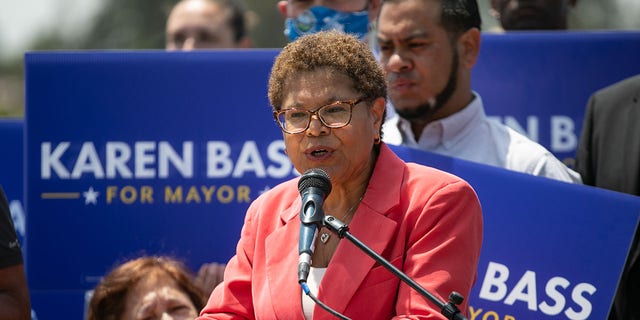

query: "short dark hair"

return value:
[214, 0, 248, 42]
[441, 0, 481, 35]
[382, 0, 482, 37]
[268, 30, 387, 111]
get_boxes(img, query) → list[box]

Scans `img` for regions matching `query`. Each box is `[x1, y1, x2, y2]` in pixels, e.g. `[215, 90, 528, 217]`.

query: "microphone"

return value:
[297, 168, 332, 283]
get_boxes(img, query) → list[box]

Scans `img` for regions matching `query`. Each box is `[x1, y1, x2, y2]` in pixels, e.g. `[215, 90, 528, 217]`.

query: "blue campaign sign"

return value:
[24, 32, 640, 318]
[0, 119, 26, 254]
[0, 120, 24, 199]
[475, 31, 640, 165]
[25, 50, 293, 318]
[390, 146, 640, 320]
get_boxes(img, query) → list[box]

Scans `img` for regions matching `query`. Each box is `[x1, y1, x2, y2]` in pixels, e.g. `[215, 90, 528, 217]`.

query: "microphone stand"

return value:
[323, 215, 468, 320]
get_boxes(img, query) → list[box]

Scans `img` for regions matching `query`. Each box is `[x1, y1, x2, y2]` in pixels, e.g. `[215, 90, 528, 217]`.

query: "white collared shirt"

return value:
[302, 267, 326, 319]
[382, 93, 582, 183]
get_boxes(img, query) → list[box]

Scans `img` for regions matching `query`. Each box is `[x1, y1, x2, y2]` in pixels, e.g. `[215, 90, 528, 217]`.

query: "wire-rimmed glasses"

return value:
[273, 96, 368, 134]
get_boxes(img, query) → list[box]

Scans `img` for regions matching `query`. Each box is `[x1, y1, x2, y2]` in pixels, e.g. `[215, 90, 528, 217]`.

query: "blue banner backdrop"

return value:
[390, 146, 640, 320]
[0, 119, 26, 257]
[474, 31, 640, 165]
[22, 32, 640, 319]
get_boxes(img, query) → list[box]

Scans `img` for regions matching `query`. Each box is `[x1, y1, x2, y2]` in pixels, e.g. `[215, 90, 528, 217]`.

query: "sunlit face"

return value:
[280, 68, 384, 185]
[121, 273, 198, 320]
[280, 0, 369, 18]
[491, 0, 572, 30]
[377, 0, 459, 121]
[166, 0, 237, 50]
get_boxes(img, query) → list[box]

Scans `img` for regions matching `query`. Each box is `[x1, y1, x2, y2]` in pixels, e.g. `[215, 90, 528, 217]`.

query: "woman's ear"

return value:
[371, 97, 386, 127]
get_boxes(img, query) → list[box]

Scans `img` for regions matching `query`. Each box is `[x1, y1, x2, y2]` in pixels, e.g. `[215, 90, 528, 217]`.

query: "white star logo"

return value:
[83, 186, 99, 205]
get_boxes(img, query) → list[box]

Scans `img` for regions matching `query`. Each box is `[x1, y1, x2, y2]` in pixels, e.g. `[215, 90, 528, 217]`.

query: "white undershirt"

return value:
[302, 267, 327, 319]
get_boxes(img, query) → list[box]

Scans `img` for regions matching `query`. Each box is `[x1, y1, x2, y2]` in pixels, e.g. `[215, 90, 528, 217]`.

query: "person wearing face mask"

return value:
[276, 0, 381, 45]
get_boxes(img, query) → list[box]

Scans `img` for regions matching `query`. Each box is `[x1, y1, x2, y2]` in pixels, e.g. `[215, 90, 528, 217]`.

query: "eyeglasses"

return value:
[274, 97, 368, 134]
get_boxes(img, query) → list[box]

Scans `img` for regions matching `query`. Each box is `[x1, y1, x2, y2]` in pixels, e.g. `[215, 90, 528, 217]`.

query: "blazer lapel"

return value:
[625, 87, 640, 268]
[265, 201, 305, 320]
[625, 87, 640, 194]
[314, 144, 405, 318]
[316, 207, 398, 317]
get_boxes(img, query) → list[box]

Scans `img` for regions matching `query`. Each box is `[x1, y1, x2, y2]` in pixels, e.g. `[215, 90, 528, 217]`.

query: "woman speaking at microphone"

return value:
[198, 30, 483, 320]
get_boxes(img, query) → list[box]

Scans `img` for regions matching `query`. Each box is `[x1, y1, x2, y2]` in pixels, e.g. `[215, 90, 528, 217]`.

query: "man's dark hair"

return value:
[218, 0, 248, 42]
[441, 0, 482, 36]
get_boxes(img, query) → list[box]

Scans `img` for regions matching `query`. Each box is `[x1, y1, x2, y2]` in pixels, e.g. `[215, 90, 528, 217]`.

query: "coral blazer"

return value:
[198, 144, 483, 319]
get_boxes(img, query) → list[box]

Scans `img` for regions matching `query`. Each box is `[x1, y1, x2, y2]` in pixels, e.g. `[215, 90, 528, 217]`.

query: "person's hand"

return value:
[195, 262, 226, 298]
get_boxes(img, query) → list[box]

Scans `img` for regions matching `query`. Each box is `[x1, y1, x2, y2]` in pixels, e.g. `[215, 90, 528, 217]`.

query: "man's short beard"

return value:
[396, 50, 458, 122]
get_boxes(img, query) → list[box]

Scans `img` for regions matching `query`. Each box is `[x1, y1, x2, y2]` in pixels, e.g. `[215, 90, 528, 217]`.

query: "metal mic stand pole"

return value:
[323, 215, 468, 320]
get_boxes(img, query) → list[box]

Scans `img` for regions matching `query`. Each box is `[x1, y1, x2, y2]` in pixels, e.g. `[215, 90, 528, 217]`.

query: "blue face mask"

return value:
[284, 6, 370, 42]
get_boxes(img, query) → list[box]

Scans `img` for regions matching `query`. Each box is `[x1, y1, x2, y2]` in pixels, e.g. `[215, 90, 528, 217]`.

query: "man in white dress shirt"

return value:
[376, 0, 581, 183]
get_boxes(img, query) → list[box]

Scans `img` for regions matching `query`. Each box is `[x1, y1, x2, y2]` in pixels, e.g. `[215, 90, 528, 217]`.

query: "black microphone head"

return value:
[298, 168, 332, 196]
